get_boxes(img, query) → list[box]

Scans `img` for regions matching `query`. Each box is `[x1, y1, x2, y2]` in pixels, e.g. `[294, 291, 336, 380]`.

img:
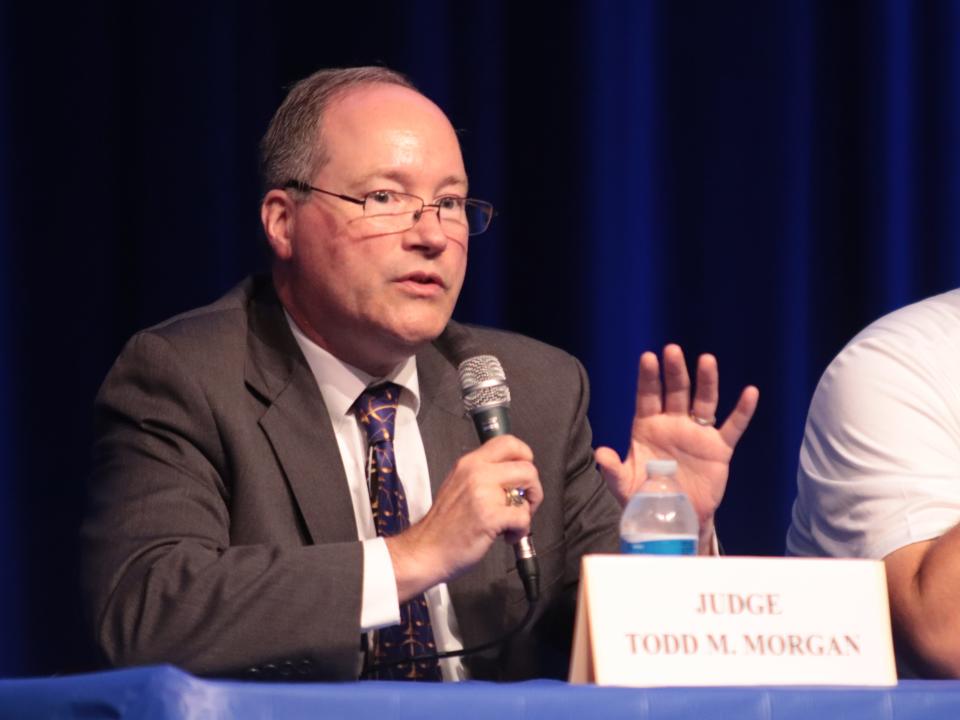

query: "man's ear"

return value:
[261, 189, 295, 260]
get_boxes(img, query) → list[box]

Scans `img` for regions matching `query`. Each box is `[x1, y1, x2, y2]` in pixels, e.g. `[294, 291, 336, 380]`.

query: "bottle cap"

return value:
[645, 458, 677, 476]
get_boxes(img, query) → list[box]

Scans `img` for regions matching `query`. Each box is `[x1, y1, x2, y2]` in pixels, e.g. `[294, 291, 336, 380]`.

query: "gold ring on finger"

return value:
[504, 487, 527, 507]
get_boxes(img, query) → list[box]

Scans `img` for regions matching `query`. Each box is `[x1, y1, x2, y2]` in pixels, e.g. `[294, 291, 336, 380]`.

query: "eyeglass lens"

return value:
[362, 191, 490, 236]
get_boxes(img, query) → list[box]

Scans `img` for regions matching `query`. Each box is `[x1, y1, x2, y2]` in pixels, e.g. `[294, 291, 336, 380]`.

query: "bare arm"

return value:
[886, 525, 960, 676]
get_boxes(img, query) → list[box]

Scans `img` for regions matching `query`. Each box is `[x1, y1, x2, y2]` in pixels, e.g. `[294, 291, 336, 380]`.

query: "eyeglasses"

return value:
[284, 181, 495, 237]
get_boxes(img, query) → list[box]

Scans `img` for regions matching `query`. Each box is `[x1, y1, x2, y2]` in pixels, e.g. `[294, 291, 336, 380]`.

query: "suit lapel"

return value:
[415, 340, 477, 500]
[244, 280, 356, 544]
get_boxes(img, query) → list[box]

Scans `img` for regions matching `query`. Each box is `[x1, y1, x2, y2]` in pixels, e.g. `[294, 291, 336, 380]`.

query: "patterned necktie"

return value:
[354, 383, 442, 681]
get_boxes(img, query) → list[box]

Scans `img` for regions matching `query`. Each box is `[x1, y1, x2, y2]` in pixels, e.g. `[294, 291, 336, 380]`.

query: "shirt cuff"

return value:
[360, 537, 401, 632]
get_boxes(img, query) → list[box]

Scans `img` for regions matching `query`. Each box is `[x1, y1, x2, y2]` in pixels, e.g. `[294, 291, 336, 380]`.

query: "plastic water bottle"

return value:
[620, 459, 699, 555]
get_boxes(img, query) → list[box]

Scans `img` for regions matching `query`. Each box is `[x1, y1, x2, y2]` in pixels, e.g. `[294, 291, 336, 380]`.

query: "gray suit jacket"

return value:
[82, 276, 620, 681]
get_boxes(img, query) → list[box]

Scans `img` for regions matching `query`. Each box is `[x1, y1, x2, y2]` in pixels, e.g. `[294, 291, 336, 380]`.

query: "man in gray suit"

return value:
[82, 67, 759, 681]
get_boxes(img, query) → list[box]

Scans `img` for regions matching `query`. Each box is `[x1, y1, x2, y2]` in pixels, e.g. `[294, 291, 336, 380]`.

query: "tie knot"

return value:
[354, 382, 401, 446]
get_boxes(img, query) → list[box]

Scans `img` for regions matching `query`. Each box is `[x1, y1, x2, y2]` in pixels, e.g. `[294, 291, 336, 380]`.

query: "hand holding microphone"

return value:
[384, 417, 542, 604]
[458, 354, 540, 603]
[384, 318, 544, 610]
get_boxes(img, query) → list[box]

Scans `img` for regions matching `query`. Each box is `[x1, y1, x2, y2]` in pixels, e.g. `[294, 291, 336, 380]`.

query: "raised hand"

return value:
[594, 344, 758, 538]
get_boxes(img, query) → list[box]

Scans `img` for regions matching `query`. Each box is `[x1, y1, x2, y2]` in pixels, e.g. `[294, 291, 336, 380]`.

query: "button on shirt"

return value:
[286, 315, 466, 680]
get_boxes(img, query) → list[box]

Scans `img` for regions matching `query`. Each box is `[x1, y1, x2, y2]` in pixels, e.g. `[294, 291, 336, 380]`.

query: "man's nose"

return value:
[405, 206, 449, 252]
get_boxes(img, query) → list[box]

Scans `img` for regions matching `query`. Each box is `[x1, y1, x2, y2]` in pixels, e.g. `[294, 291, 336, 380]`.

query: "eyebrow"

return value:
[351, 169, 469, 195]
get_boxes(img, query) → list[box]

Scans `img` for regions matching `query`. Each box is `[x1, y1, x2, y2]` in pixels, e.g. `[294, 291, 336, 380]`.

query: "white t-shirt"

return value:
[787, 289, 960, 561]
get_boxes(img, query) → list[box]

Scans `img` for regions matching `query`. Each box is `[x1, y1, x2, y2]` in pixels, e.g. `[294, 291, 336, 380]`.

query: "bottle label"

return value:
[620, 537, 697, 555]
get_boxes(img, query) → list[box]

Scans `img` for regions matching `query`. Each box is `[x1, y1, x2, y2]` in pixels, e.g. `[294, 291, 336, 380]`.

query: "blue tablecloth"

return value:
[2, 666, 960, 719]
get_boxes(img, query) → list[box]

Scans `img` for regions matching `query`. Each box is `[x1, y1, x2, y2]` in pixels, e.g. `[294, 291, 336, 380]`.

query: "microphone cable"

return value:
[360, 595, 538, 679]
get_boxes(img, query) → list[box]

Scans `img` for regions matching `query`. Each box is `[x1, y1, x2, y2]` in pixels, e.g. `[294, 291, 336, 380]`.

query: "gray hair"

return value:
[259, 66, 417, 194]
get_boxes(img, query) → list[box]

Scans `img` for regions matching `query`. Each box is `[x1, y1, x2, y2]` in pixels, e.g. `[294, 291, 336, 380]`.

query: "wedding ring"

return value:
[690, 413, 717, 427]
[504, 487, 527, 507]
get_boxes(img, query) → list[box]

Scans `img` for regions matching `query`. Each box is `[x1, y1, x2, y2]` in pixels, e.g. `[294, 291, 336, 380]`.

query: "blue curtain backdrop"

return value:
[0, 0, 19, 678]
[2, 0, 959, 676]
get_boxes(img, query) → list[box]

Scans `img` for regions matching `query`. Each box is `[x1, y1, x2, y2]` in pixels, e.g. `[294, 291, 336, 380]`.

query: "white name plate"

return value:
[569, 555, 896, 687]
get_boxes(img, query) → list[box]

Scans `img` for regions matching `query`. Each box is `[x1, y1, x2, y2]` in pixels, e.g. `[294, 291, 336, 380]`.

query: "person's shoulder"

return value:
[453, 322, 583, 373]
[812, 289, 960, 420]
[142, 276, 261, 342]
[442, 322, 587, 399]
[116, 275, 271, 375]
[849, 289, 960, 351]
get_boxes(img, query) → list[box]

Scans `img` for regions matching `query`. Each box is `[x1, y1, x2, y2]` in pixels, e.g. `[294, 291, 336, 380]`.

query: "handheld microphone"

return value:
[457, 355, 540, 604]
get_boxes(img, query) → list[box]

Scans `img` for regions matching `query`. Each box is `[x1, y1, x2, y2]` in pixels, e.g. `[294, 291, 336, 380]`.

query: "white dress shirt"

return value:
[286, 314, 466, 680]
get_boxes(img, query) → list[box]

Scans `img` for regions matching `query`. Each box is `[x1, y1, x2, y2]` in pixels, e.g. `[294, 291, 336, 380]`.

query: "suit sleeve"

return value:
[82, 331, 365, 680]
[561, 356, 622, 567]
[506, 351, 621, 679]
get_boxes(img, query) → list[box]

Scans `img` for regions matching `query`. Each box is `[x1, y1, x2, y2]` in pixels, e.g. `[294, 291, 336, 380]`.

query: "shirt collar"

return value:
[284, 311, 421, 419]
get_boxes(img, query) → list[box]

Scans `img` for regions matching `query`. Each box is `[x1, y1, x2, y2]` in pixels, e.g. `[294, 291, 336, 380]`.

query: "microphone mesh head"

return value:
[457, 355, 511, 413]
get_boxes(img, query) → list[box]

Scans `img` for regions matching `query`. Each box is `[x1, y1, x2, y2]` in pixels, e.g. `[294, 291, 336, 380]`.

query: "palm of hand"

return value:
[594, 346, 759, 529]
[625, 414, 734, 524]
